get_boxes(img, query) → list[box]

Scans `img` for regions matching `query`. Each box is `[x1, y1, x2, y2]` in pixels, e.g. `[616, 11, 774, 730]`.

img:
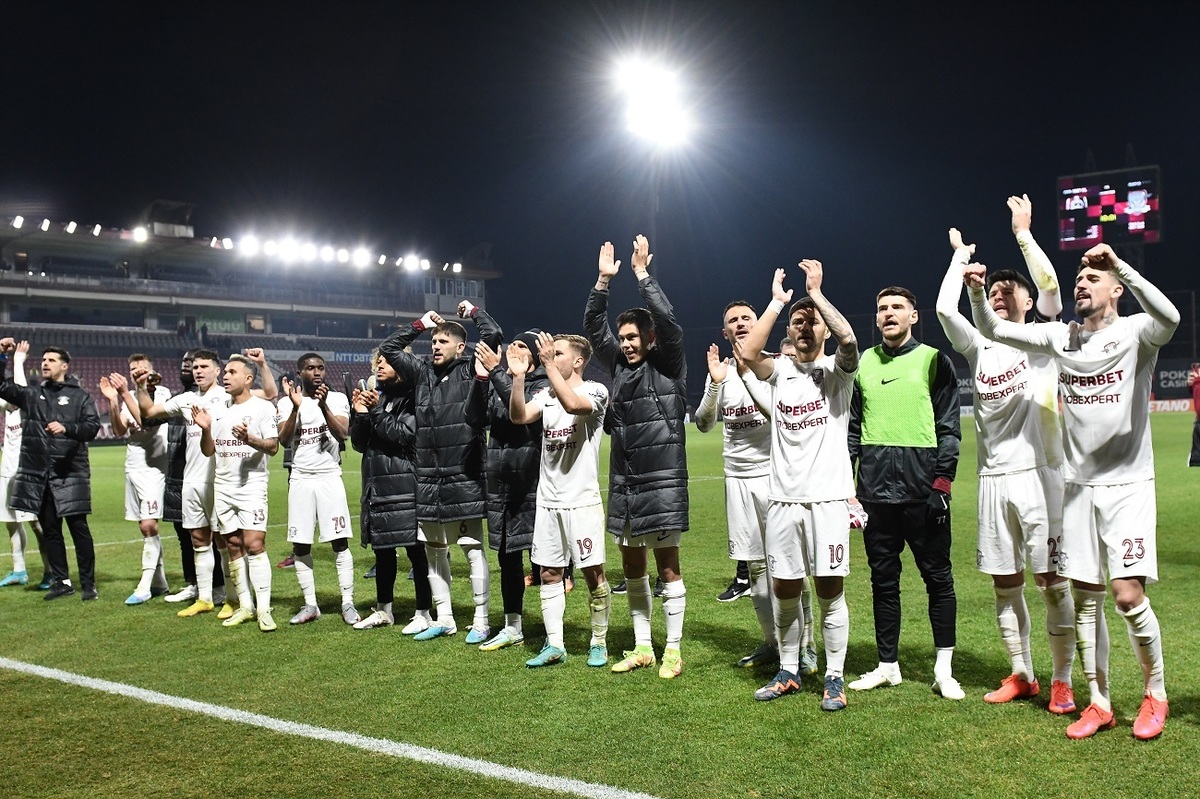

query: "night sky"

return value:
[2, 1, 1197, 343]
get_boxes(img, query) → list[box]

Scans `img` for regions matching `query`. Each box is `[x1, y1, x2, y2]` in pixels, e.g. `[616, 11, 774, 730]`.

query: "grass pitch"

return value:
[0, 414, 1196, 799]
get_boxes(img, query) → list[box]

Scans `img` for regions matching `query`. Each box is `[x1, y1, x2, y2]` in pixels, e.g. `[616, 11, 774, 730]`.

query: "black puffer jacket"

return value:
[161, 402, 188, 523]
[0, 361, 100, 517]
[378, 310, 503, 523]
[484, 366, 548, 553]
[583, 275, 689, 536]
[350, 381, 420, 549]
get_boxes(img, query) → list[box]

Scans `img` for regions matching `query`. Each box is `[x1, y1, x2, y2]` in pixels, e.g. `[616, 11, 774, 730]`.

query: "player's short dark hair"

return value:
[228, 353, 259, 381]
[615, 308, 654, 336]
[296, 352, 324, 370]
[128, 352, 150, 364]
[778, 336, 793, 351]
[42, 346, 70, 363]
[875, 286, 918, 307]
[182, 348, 201, 361]
[1076, 260, 1117, 276]
[433, 321, 467, 343]
[191, 348, 220, 366]
[788, 296, 819, 320]
[985, 269, 1034, 296]
[722, 300, 757, 317]
[554, 334, 592, 364]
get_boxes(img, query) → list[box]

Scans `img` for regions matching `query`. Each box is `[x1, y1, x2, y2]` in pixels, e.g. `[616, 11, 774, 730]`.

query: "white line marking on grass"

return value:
[0, 657, 662, 799]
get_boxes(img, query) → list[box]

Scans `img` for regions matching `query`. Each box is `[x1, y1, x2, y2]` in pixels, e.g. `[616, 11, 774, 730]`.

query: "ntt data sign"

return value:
[332, 352, 375, 363]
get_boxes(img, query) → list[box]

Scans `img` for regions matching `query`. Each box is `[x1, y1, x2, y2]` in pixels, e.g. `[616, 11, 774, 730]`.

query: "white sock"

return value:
[194, 546, 215, 603]
[219, 547, 231, 582]
[334, 548, 355, 605]
[662, 578, 686, 650]
[9, 524, 27, 573]
[540, 581, 566, 649]
[1039, 581, 1076, 684]
[152, 556, 168, 592]
[1074, 588, 1111, 712]
[426, 545, 454, 628]
[995, 584, 1032, 680]
[1122, 598, 1166, 701]
[137, 535, 163, 594]
[934, 647, 955, 682]
[801, 583, 814, 649]
[463, 545, 489, 631]
[231, 556, 254, 611]
[748, 559, 776, 646]
[589, 581, 611, 647]
[505, 612, 522, 636]
[775, 593, 801, 675]
[295, 551, 317, 606]
[247, 552, 272, 614]
[627, 575, 653, 648]
[819, 592, 849, 678]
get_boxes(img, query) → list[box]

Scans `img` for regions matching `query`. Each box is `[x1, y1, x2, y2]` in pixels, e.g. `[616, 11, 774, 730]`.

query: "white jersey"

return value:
[211, 394, 278, 487]
[0, 402, 22, 480]
[160, 384, 227, 485]
[122, 385, 171, 473]
[956, 330, 1062, 475]
[276, 391, 349, 477]
[766, 354, 856, 503]
[531, 381, 608, 509]
[696, 368, 770, 477]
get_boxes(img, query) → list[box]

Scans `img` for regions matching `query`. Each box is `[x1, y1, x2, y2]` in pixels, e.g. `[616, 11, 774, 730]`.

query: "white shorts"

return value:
[124, 469, 166, 522]
[181, 481, 215, 530]
[614, 529, 682, 549]
[0, 474, 35, 523]
[725, 474, 769, 561]
[1059, 481, 1158, 585]
[976, 465, 1064, 576]
[214, 483, 269, 535]
[286, 475, 352, 544]
[765, 500, 851, 581]
[532, 503, 606, 569]
[420, 518, 483, 546]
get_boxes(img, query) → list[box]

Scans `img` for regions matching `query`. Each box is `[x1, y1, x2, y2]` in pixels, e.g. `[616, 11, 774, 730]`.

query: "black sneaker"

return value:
[717, 579, 750, 602]
[364, 565, 377, 579]
[653, 577, 665, 598]
[44, 581, 76, 601]
[611, 580, 627, 595]
[81, 585, 99, 601]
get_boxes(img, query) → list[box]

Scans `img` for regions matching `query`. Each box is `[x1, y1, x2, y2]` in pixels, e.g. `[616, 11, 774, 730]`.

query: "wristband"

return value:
[414, 311, 438, 331]
[932, 477, 952, 496]
[767, 299, 785, 315]
[460, 300, 478, 318]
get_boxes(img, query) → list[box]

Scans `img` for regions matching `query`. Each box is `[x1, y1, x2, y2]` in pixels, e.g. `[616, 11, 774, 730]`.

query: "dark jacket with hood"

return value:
[484, 365, 548, 552]
[350, 379, 420, 548]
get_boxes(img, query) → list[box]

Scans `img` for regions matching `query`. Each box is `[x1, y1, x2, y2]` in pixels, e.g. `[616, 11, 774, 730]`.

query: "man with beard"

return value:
[969, 242, 1179, 740]
[379, 302, 503, 642]
[276, 352, 358, 625]
[0, 340, 100, 600]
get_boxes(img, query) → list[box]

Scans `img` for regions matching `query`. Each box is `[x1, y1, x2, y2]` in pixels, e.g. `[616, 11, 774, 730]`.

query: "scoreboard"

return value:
[1057, 165, 1161, 251]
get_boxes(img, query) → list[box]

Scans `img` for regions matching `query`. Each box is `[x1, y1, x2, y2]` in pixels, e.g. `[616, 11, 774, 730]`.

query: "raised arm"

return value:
[194, 406, 215, 457]
[966, 264, 1059, 356]
[1009, 194, 1063, 319]
[584, 241, 622, 370]
[694, 347, 726, 433]
[0, 339, 30, 408]
[1083, 244, 1180, 345]
[276, 377, 303, 444]
[633, 235, 685, 378]
[507, 344, 540, 425]
[99, 375, 130, 437]
[379, 311, 441, 383]
[799, 259, 858, 373]
[245, 348, 278, 401]
[739, 268, 793, 382]
[935, 229, 980, 355]
[131, 364, 171, 420]
[12, 341, 29, 387]
[458, 301, 503, 350]
[535, 333, 593, 415]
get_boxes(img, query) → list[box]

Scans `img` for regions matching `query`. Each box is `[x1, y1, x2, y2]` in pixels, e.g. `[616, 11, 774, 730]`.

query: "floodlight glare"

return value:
[301, 243, 317, 261]
[92, 224, 102, 236]
[320, 245, 336, 262]
[133, 226, 149, 243]
[420, 258, 430, 271]
[209, 237, 220, 248]
[452, 262, 463, 273]
[240, 235, 261, 256]
[442, 263, 449, 272]
[263, 239, 279, 256]
[336, 248, 350, 264]
[378, 255, 387, 265]
[404, 255, 419, 271]
[616, 58, 691, 146]
[222, 237, 233, 250]
[65, 221, 77, 234]
[11, 216, 23, 229]
[352, 247, 371, 267]
[40, 219, 50, 232]
[279, 238, 299, 262]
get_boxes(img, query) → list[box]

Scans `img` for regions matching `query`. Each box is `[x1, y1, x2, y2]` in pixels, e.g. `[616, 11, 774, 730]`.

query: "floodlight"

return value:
[352, 247, 371, 267]
[442, 263, 449, 272]
[336, 248, 350, 264]
[300, 243, 317, 261]
[378, 255, 387, 265]
[452, 262, 463, 273]
[616, 58, 691, 147]
[11, 216, 23, 229]
[240, 235, 261, 256]
[279, 238, 299, 262]
[65, 221, 77, 234]
[222, 238, 233, 250]
[420, 259, 430, 271]
[263, 239, 278, 256]
[404, 255, 419, 271]
[92, 224, 102, 236]
[40, 219, 50, 232]
[209, 237, 219, 248]
[133, 226, 148, 242]
[320, 245, 335, 262]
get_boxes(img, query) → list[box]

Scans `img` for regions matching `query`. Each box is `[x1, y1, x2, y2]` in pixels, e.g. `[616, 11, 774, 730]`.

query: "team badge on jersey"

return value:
[811, 370, 824, 387]
[58, 396, 69, 405]
[1103, 340, 1119, 354]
